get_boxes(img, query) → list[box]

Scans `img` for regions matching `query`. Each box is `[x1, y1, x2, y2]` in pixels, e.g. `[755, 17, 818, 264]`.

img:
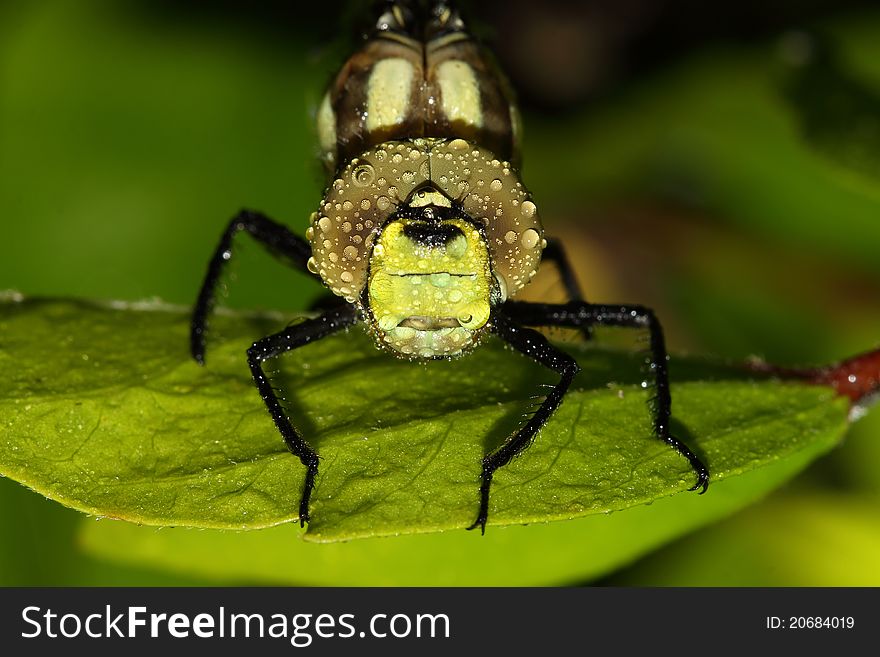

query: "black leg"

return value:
[246, 304, 359, 527]
[541, 237, 593, 340]
[191, 209, 315, 364]
[503, 299, 710, 494]
[467, 311, 581, 534]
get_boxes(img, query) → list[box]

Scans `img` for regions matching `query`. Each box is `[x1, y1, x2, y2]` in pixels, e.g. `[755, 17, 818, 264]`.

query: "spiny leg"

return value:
[542, 236, 593, 339]
[247, 305, 359, 527]
[467, 311, 581, 534]
[503, 300, 710, 493]
[191, 209, 315, 364]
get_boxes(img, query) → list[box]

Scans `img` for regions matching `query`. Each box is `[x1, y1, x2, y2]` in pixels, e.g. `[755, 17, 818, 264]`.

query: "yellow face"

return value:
[367, 215, 494, 358]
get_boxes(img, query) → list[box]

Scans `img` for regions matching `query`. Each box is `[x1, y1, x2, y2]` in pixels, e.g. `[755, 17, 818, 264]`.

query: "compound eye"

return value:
[426, 140, 545, 300]
[307, 142, 433, 301]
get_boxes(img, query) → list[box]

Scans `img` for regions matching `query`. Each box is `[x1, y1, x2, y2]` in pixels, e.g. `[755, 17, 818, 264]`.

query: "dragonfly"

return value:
[189, 0, 709, 534]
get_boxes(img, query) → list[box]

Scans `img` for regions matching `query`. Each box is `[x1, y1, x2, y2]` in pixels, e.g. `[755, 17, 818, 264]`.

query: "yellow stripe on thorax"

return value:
[436, 60, 483, 128]
[365, 58, 416, 134]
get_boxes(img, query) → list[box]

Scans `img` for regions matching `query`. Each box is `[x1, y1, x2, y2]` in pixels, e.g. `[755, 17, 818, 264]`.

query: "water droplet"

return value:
[429, 272, 451, 287]
[352, 164, 375, 187]
[521, 229, 540, 249]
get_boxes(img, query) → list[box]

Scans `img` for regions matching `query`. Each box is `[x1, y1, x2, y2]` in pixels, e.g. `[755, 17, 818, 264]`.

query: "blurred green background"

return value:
[1, 0, 879, 585]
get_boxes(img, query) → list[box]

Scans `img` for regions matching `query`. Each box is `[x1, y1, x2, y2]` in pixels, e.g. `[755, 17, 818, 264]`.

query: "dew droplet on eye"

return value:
[521, 229, 539, 249]
[520, 200, 536, 218]
[504, 230, 518, 244]
[318, 216, 332, 232]
[490, 179, 503, 192]
[352, 164, 375, 187]
[343, 246, 358, 260]
[340, 271, 354, 283]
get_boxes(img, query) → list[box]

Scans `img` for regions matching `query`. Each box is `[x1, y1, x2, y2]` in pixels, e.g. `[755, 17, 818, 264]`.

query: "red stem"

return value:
[747, 347, 880, 404]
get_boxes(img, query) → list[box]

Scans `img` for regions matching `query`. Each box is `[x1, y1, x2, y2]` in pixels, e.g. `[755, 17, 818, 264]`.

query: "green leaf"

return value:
[0, 295, 850, 547]
[74, 446, 836, 586]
